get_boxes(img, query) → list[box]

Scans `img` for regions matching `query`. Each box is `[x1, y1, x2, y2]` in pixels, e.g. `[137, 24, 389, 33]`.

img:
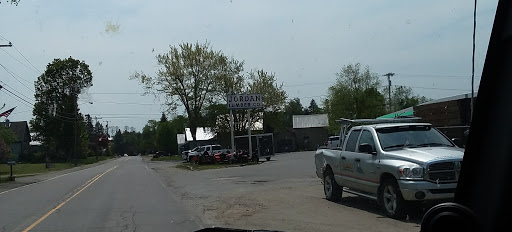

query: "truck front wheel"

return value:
[324, 170, 342, 202]
[379, 179, 407, 219]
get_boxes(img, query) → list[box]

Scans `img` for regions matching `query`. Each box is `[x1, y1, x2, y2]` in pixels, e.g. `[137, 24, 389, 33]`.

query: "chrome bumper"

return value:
[398, 180, 457, 201]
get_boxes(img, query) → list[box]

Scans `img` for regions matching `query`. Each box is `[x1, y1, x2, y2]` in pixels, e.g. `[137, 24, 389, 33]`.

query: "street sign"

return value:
[226, 94, 263, 109]
[7, 161, 16, 166]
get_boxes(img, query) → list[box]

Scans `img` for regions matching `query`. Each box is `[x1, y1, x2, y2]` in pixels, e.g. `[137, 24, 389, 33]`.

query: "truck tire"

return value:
[379, 178, 407, 219]
[324, 170, 342, 202]
[266, 157, 271, 161]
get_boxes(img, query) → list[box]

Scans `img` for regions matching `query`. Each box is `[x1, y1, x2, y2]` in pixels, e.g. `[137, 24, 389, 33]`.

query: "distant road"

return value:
[0, 156, 201, 232]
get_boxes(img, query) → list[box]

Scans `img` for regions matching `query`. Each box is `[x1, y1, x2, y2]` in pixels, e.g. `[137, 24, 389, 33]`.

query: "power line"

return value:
[12, 45, 42, 73]
[88, 92, 146, 95]
[0, 87, 33, 108]
[397, 73, 472, 79]
[0, 63, 34, 93]
[0, 80, 34, 102]
[0, 48, 40, 74]
[79, 100, 160, 106]
[87, 113, 163, 116]
[10, 109, 32, 115]
[0, 34, 9, 42]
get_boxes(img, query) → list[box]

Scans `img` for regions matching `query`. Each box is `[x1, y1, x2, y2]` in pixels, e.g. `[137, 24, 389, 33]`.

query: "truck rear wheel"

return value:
[379, 179, 407, 219]
[324, 170, 342, 202]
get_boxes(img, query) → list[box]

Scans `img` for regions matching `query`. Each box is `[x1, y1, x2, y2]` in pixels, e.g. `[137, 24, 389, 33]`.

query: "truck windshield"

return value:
[212, 145, 222, 150]
[376, 125, 454, 151]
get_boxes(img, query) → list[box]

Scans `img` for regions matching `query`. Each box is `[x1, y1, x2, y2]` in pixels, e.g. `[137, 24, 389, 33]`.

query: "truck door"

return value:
[339, 129, 361, 189]
[353, 129, 380, 194]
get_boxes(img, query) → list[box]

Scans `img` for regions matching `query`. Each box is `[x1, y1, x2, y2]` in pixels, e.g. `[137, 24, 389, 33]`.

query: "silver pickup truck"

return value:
[314, 118, 464, 219]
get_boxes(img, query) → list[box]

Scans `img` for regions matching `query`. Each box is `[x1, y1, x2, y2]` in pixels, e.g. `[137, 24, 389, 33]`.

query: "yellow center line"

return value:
[22, 165, 118, 232]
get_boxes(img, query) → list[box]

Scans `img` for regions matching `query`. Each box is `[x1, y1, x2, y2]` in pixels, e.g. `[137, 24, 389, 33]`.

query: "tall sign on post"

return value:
[226, 94, 263, 157]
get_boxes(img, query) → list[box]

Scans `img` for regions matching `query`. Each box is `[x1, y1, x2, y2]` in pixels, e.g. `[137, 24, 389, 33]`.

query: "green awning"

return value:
[377, 110, 414, 119]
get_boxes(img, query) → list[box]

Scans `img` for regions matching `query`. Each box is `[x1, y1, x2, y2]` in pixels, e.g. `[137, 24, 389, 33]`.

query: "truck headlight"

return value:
[398, 165, 424, 180]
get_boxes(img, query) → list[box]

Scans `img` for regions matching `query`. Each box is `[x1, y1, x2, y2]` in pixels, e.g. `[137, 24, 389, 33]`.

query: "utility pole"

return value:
[74, 91, 78, 166]
[93, 116, 103, 133]
[104, 120, 110, 137]
[383, 73, 395, 112]
[0, 42, 12, 48]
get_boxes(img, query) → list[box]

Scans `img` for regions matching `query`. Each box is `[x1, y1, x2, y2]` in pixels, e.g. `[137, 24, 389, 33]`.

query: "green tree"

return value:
[170, 115, 188, 134]
[0, 124, 16, 162]
[140, 120, 158, 153]
[304, 99, 322, 115]
[324, 63, 386, 133]
[131, 41, 244, 142]
[112, 129, 123, 155]
[156, 121, 177, 154]
[30, 57, 93, 161]
[284, 98, 304, 127]
[202, 70, 287, 134]
[384, 85, 431, 112]
[160, 113, 168, 123]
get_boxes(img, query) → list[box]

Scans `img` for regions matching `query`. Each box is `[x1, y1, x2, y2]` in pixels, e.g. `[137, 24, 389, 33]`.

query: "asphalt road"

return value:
[0, 156, 201, 232]
[149, 152, 423, 232]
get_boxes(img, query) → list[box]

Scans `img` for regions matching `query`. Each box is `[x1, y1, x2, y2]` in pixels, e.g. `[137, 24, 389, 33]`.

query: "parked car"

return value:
[195, 145, 229, 164]
[326, 135, 340, 148]
[182, 146, 199, 161]
[156, 151, 169, 157]
[314, 118, 464, 219]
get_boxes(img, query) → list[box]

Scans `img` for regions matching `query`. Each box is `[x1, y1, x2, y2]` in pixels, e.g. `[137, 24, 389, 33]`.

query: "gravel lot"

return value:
[147, 152, 424, 232]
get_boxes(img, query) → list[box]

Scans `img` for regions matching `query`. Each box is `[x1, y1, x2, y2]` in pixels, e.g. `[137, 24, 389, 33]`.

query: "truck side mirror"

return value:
[359, 143, 375, 154]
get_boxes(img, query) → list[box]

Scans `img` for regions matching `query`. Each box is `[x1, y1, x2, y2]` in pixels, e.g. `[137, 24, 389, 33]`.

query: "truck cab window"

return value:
[358, 130, 375, 152]
[345, 130, 361, 152]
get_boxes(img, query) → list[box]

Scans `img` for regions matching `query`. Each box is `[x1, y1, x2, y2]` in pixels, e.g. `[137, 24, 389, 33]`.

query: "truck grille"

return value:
[427, 161, 460, 183]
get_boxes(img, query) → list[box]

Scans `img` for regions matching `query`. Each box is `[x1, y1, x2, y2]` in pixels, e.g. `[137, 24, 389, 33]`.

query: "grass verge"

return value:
[176, 161, 260, 171]
[0, 156, 112, 182]
[151, 155, 183, 162]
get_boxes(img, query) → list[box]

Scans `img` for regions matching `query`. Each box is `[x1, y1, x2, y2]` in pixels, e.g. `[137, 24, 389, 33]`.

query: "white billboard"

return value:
[177, 134, 186, 144]
[293, 114, 329, 128]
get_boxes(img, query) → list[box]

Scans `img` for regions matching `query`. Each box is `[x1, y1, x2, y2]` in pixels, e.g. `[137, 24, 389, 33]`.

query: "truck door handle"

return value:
[355, 158, 361, 162]
[341, 156, 346, 160]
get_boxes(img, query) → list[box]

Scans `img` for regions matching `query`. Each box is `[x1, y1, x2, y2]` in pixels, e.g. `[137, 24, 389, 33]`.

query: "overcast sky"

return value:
[0, 0, 498, 131]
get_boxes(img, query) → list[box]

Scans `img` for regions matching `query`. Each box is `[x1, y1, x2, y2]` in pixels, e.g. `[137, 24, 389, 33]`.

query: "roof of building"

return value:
[377, 92, 478, 119]
[418, 92, 478, 106]
[292, 114, 329, 128]
[185, 127, 215, 141]
[6, 121, 30, 142]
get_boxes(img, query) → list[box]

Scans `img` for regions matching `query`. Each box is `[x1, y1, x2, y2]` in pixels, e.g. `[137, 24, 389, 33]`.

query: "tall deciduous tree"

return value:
[31, 57, 93, 161]
[131, 41, 243, 142]
[324, 63, 386, 133]
[203, 69, 287, 134]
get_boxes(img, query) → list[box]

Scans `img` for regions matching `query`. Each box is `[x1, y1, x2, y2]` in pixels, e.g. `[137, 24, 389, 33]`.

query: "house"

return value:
[5, 120, 31, 161]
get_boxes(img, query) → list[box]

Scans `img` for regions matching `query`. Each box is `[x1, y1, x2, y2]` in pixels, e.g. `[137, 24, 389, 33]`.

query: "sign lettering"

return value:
[227, 94, 263, 109]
